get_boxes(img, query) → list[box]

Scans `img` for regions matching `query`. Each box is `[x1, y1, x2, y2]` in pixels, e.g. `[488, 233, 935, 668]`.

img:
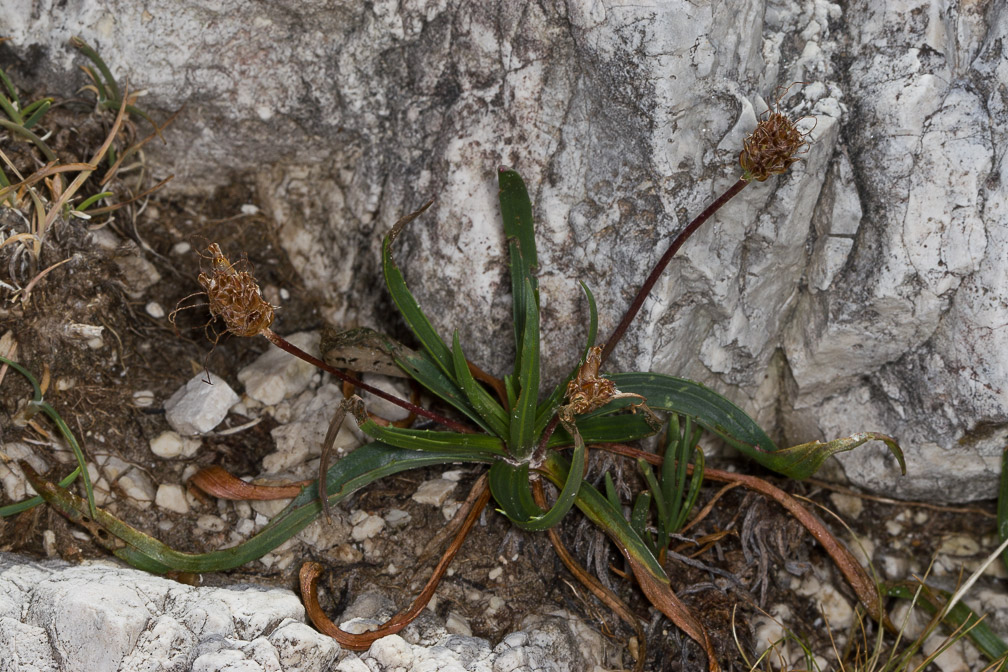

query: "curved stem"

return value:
[300, 475, 491, 649]
[600, 178, 748, 365]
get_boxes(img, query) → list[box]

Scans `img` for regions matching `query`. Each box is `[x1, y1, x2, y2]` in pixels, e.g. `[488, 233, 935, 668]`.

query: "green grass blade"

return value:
[610, 372, 904, 479]
[542, 450, 666, 582]
[393, 349, 491, 432]
[498, 168, 538, 378]
[0, 119, 58, 162]
[673, 447, 704, 532]
[21, 98, 52, 129]
[451, 332, 509, 438]
[886, 582, 1008, 665]
[0, 68, 20, 108]
[25, 442, 490, 574]
[382, 200, 455, 378]
[75, 191, 113, 212]
[0, 94, 23, 125]
[71, 37, 121, 103]
[0, 356, 94, 518]
[508, 278, 540, 459]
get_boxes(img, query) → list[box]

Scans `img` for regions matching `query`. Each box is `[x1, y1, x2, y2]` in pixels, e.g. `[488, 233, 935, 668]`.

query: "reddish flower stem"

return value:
[599, 178, 749, 365]
[262, 328, 471, 434]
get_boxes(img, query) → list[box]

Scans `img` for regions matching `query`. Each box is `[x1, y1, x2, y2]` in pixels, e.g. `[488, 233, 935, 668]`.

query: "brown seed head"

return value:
[197, 243, 275, 337]
[564, 346, 618, 416]
[739, 107, 810, 182]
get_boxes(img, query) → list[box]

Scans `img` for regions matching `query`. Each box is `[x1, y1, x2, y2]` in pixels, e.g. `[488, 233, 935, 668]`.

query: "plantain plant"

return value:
[14, 98, 911, 671]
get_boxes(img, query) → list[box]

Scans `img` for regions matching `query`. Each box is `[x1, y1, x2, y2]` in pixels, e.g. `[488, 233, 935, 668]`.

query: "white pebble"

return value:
[150, 431, 184, 458]
[164, 371, 239, 435]
[132, 390, 155, 407]
[172, 241, 191, 255]
[155, 483, 189, 514]
[412, 478, 456, 506]
[351, 514, 385, 542]
[197, 515, 226, 532]
[445, 611, 471, 637]
[145, 301, 165, 319]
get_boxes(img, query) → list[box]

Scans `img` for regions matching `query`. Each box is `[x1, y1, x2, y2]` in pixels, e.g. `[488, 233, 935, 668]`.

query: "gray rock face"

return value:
[4, 0, 1005, 501]
[0, 552, 601, 672]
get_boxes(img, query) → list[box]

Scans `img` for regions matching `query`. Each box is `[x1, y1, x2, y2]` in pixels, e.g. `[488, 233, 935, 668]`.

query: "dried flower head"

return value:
[197, 243, 275, 337]
[559, 346, 662, 430]
[564, 346, 619, 417]
[739, 89, 813, 182]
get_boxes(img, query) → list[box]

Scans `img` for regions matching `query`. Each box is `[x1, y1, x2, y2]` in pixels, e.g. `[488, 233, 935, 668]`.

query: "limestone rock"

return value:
[164, 372, 239, 436]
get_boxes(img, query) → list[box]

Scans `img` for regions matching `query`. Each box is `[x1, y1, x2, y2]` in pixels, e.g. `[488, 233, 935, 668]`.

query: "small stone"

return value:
[172, 241, 191, 255]
[442, 469, 465, 481]
[238, 331, 320, 406]
[384, 509, 411, 528]
[197, 515, 226, 532]
[412, 478, 456, 506]
[351, 514, 385, 542]
[165, 372, 239, 435]
[42, 530, 57, 557]
[156, 484, 190, 514]
[150, 431, 184, 458]
[938, 534, 981, 557]
[133, 390, 155, 407]
[829, 492, 863, 519]
[488, 567, 503, 581]
[441, 500, 462, 521]
[359, 374, 411, 421]
[370, 634, 413, 669]
[0, 442, 47, 501]
[118, 470, 156, 509]
[445, 611, 472, 637]
[145, 301, 165, 319]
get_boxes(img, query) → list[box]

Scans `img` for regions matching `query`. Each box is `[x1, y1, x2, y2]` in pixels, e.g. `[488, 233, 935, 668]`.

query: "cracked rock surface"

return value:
[2, 8, 1003, 498]
[0, 552, 599, 672]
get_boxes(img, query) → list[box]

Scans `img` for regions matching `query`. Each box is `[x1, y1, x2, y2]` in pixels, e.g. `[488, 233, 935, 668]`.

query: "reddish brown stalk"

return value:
[189, 465, 308, 500]
[300, 475, 491, 649]
[599, 178, 748, 365]
[532, 480, 647, 672]
[263, 328, 470, 434]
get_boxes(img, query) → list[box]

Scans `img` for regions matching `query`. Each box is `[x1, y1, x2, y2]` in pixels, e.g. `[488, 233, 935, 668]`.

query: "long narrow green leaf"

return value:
[21, 98, 52, 129]
[542, 451, 665, 581]
[0, 69, 19, 107]
[535, 282, 598, 434]
[25, 442, 492, 574]
[0, 94, 22, 125]
[547, 411, 656, 447]
[498, 168, 538, 379]
[451, 332, 510, 438]
[392, 349, 490, 433]
[382, 199, 455, 378]
[610, 372, 905, 479]
[71, 37, 121, 103]
[508, 278, 540, 459]
[355, 416, 507, 458]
